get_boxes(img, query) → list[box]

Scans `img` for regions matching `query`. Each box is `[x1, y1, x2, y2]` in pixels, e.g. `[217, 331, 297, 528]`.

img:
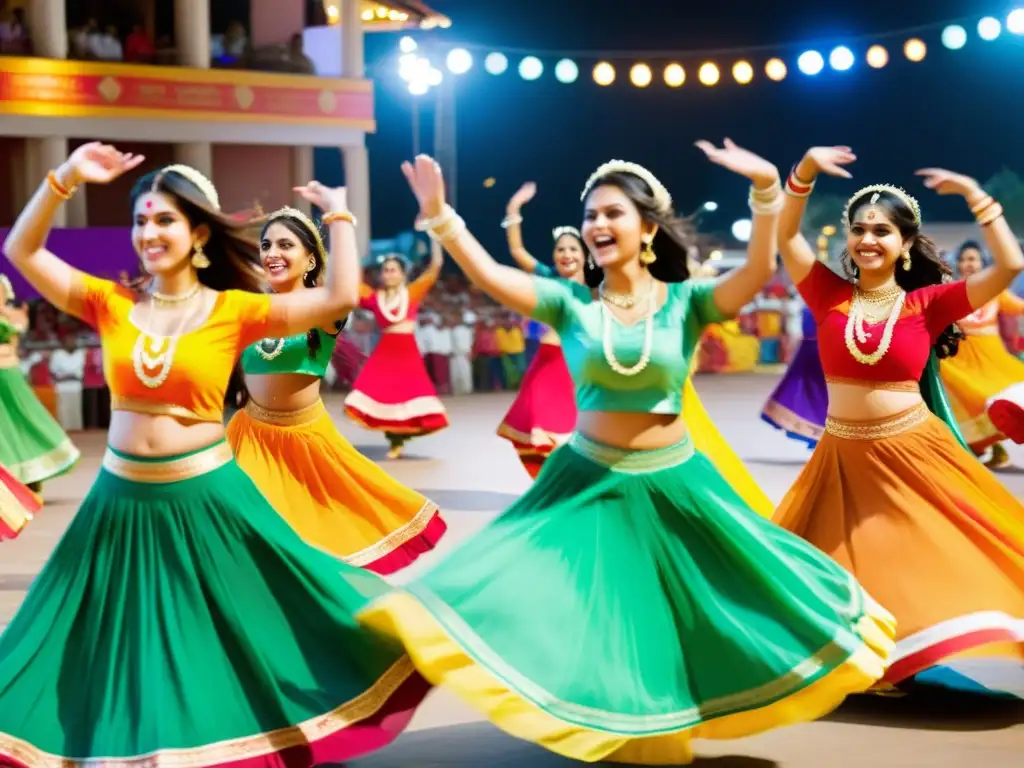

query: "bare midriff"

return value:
[245, 372, 322, 413]
[825, 379, 923, 421]
[576, 411, 687, 451]
[382, 320, 416, 334]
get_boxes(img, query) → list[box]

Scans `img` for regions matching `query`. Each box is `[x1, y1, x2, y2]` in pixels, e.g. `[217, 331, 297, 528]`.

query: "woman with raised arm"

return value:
[359, 145, 894, 765]
[344, 241, 447, 459]
[0, 144, 429, 766]
[227, 206, 446, 572]
[773, 146, 1024, 699]
[0, 273, 80, 492]
[496, 181, 594, 477]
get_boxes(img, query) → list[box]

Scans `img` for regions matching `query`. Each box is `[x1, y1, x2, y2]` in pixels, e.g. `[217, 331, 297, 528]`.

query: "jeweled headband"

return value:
[552, 225, 581, 241]
[266, 206, 328, 262]
[154, 164, 222, 211]
[580, 160, 672, 213]
[842, 184, 921, 228]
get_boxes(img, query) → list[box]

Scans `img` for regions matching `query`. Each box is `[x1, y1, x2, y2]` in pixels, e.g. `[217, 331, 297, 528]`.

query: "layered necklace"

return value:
[255, 337, 286, 360]
[132, 284, 202, 388]
[600, 280, 656, 377]
[378, 286, 409, 323]
[844, 283, 905, 366]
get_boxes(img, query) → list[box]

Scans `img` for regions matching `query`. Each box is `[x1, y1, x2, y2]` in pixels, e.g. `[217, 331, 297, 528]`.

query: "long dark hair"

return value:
[842, 189, 963, 359]
[582, 170, 696, 284]
[553, 231, 601, 289]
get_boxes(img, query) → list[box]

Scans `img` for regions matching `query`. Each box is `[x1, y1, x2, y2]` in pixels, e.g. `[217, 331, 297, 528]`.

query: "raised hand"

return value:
[507, 182, 537, 213]
[915, 168, 982, 200]
[695, 138, 779, 188]
[400, 154, 446, 219]
[64, 142, 145, 186]
[293, 181, 347, 212]
[803, 146, 856, 179]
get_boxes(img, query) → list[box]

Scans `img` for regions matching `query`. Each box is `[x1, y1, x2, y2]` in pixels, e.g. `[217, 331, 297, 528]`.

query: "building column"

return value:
[175, 0, 211, 69]
[340, 0, 364, 79]
[290, 146, 315, 216]
[173, 143, 214, 182]
[342, 145, 370, 259]
[26, 0, 68, 59]
[23, 137, 70, 228]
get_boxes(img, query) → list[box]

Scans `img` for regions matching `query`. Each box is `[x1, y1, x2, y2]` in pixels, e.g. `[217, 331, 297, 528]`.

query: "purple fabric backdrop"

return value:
[0, 228, 139, 302]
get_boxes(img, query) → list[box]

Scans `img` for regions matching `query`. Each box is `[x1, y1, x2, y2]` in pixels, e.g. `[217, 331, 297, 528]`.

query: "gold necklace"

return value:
[844, 287, 905, 366]
[132, 292, 201, 388]
[598, 279, 654, 309]
[151, 283, 201, 307]
[255, 337, 286, 360]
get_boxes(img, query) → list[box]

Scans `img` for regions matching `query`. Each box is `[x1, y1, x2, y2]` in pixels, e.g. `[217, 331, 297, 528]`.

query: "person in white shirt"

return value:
[89, 26, 123, 61]
[49, 336, 86, 432]
[450, 311, 475, 395]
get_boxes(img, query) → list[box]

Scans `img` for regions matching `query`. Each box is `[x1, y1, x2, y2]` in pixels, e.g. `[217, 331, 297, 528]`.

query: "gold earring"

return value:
[640, 237, 657, 265]
[191, 242, 210, 270]
[902, 250, 912, 271]
[587, 251, 596, 269]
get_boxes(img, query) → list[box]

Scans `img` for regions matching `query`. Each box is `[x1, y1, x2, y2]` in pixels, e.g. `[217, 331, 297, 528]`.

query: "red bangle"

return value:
[785, 169, 814, 196]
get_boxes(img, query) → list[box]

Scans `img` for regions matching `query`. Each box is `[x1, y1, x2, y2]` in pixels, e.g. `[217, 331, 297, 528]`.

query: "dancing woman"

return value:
[940, 240, 1024, 467]
[359, 144, 894, 765]
[228, 206, 446, 573]
[496, 181, 594, 477]
[773, 145, 1024, 698]
[344, 242, 448, 459]
[0, 144, 428, 766]
[0, 274, 80, 491]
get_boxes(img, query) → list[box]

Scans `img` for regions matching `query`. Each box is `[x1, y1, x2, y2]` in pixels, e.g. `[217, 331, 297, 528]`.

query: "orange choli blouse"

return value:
[956, 290, 1024, 334]
[71, 272, 272, 422]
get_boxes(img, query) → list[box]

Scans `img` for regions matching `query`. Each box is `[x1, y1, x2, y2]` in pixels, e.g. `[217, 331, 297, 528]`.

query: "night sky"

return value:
[356, 0, 1024, 261]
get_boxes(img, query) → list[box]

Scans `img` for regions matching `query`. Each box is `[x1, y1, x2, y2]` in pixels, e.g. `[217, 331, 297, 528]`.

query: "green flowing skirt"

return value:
[0, 441, 428, 768]
[360, 433, 896, 765]
[0, 367, 79, 485]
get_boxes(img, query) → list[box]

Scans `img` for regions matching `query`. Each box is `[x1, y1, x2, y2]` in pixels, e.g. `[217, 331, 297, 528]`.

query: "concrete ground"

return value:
[2, 373, 1022, 767]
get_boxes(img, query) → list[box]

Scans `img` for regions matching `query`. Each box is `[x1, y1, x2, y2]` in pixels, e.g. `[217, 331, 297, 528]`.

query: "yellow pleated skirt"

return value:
[227, 399, 446, 574]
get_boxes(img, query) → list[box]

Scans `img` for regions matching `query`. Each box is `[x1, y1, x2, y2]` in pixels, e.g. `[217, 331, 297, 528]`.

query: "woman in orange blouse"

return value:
[0, 143, 428, 766]
[940, 240, 1024, 467]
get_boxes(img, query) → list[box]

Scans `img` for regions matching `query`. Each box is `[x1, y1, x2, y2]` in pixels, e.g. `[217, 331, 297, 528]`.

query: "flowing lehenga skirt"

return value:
[0, 441, 429, 766]
[228, 399, 446, 573]
[0, 463, 42, 541]
[0, 367, 80, 485]
[761, 309, 827, 448]
[773, 403, 1024, 699]
[359, 433, 894, 765]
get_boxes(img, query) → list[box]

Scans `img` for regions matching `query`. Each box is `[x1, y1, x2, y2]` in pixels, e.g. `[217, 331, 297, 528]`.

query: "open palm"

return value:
[293, 180, 347, 212]
[915, 168, 980, 198]
[401, 154, 447, 219]
[508, 182, 537, 211]
[69, 142, 145, 185]
[695, 139, 778, 186]
[805, 146, 856, 179]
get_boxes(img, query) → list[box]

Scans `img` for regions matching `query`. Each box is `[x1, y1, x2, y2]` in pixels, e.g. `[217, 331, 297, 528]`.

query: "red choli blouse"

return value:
[796, 261, 972, 383]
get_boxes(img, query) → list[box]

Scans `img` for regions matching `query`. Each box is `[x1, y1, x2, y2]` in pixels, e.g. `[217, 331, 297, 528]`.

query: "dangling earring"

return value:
[901, 250, 912, 271]
[191, 242, 210, 270]
[587, 251, 596, 269]
[640, 236, 657, 266]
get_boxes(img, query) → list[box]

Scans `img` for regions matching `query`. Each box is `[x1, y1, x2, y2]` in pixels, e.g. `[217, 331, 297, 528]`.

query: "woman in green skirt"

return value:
[0, 143, 429, 766]
[0, 274, 80, 492]
[359, 145, 897, 765]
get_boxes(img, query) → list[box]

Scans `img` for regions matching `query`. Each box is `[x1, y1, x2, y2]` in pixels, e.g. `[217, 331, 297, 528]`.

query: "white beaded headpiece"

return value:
[0, 274, 12, 301]
[266, 206, 327, 262]
[552, 225, 581, 241]
[843, 184, 921, 228]
[581, 160, 672, 213]
[157, 164, 222, 210]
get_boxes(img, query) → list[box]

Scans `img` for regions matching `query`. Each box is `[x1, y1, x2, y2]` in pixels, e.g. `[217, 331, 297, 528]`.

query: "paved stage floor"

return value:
[2, 373, 1022, 766]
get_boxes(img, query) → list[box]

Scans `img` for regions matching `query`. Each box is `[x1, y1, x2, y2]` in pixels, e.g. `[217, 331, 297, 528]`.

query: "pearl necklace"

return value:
[152, 283, 201, 307]
[844, 286, 905, 366]
[601, 290, 655, 377]
[599, 284, 639, 309]
[378, 287, 409, 323]
[132, 293, 200, 389]
[255, 337, 286, 360]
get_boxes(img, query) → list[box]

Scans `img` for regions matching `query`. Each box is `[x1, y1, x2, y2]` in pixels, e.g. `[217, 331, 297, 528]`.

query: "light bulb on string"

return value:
[663, 63, 685, 87]
[630, 63, 653, 87]
[765, 58, 787, 81]
[593, 61, 616, 86]
[866, 45, 888, 68]
[698, 62, 720, 86]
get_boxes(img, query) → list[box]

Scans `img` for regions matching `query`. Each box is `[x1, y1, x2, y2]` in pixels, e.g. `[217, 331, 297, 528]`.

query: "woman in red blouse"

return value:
[773, 145, 1024, 700]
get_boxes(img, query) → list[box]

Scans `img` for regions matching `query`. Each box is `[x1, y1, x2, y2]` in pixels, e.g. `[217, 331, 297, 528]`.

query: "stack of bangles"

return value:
[785, 167, 815, 198]
[47, 170, 77, 201]
[500, 214, 523, 229]
[748, 178, 783, 215]
[971, 194, 1004, 228]
[416, 205, 466, 243]
[322, 210, 358, 227]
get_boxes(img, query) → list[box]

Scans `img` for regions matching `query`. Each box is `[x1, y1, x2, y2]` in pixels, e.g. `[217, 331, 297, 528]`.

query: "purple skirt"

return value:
[761, 331, 827, 449]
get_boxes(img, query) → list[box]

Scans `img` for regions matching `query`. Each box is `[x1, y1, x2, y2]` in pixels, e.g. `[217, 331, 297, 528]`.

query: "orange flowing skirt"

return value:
[0, 463, 42, 540]
[227, 399, 446, 574]
[772, 403, 1024, 699]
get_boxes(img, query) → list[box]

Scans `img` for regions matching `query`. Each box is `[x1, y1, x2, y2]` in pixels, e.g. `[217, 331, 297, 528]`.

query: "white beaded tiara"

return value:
[843, 184, 921, 227]
[552, 225, 581, 240]
[581, 160, 672, 212]
[157, 164, 222, 210]
[266, 206, 328, 262]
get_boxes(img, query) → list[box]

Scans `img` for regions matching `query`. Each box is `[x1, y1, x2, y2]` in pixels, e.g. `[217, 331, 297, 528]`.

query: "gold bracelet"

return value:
[969, 195, 994, 216]
[322, 210, 356, 227]
[46, 170, 75, 201]
[977, 203, 1004, 227]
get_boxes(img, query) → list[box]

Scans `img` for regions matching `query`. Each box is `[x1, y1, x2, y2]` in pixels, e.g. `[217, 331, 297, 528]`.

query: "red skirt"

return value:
[497, 343, 576, 466]
[344, 332, 448, 436]
[0, 462, 42, 541]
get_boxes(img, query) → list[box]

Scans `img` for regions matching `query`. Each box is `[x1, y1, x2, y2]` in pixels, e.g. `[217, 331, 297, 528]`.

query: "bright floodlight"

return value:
[703, 201, 718, 212]
[554, 58, 578, 83]
[941, 25, 967, 49]
[519, 56, 544, 81]
[426, 68, 443, 87]
[399, 54, 429, 82]
[399, 36, 417, 54]
[1008, 9, 1024, 34]
[732, 219, 752, 242]
[829, 46, 854, 70]
[446, 48, 473, 75]
[484, 52, 508, 75]
[408, 81, 429, 96]
[797, 50, 824, 75]
[978, 16, 1002, 40]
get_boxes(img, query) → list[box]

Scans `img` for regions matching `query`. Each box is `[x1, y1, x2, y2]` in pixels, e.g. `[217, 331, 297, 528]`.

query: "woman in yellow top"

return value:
[495, 313, 526, 387]
[227, 206, 445, 572]
[940, 240, 1024, 467]
[0, 143, 428, 766]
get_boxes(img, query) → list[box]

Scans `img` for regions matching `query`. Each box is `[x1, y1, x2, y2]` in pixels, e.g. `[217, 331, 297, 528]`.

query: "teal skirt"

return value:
[0, 441, 428, 767]
[0, 367, 79, 485]
[360, 433, 896, 765]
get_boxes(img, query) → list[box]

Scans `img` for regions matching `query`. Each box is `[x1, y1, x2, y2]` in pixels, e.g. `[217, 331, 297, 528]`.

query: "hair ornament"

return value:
[843, 184, 921, 228]
[157, 164, 222, 210]
[267, 206, 328, 262]
[552, 225, 581, 241]
[581, 160, 672, 212]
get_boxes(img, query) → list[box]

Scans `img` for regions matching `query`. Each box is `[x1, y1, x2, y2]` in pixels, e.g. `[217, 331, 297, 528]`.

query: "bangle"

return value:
[322, 210, 356, 227]
[977, 202, 1004, 228]
[969, 195, 994, 216]
[415, 205, 455, 232]
[428, 212, 467, 244]
[47, 170, 75, 201]
[749, 179, 781, 204]
[501, 214, 523, 229]
[749, 194, 783, 216]
[785, 167, 815, 197]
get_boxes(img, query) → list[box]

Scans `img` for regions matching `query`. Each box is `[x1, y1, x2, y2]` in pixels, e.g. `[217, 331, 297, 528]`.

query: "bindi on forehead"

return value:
[853, 206, 892, 226]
